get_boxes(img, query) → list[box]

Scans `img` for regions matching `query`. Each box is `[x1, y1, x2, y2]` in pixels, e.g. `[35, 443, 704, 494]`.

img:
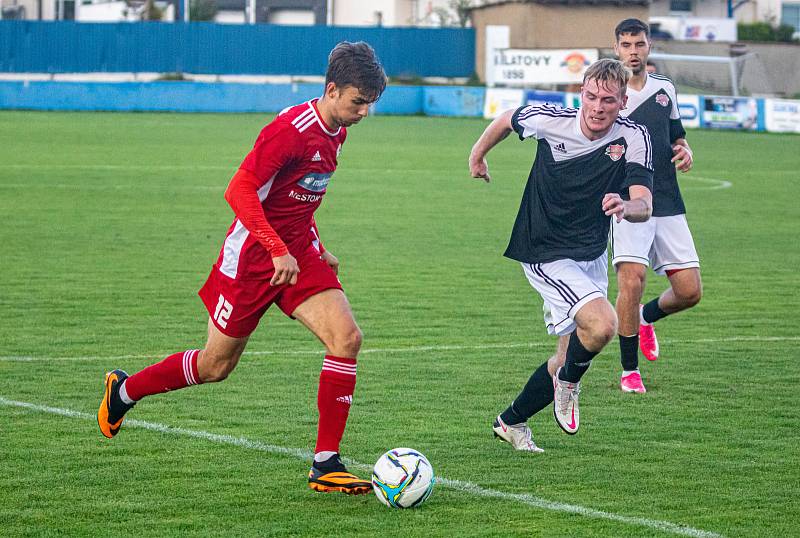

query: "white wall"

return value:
[650, 0, 786, 24]
[331, 0, 456, 27]
[268, 8, 314, 25]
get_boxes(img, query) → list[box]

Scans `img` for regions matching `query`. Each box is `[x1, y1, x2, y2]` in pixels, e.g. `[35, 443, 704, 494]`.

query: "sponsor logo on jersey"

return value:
[288, 189, 323, 203]
[655, 93, 670, 107]
[297, 172, 331, 192]
[553, 141, 567, 154]
[605, 144, 625, 161]
[311, 150, 322, 162]
[561, 52, 590, 74]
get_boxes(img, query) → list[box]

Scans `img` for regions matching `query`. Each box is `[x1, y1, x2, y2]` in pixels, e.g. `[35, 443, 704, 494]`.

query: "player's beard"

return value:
[631, 63, 645, 76]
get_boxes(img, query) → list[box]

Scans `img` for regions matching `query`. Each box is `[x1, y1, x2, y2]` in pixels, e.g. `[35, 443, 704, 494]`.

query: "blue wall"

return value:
[0, 80, 484, 116]
[0, 21, 474, 78]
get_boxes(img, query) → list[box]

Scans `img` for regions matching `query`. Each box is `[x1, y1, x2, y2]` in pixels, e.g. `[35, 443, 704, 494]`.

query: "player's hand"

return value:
[271, 253, 299, 286]
[671, 143, 693, 172]
[321, 250, 339, 275]
[469, 155, 491, 183]
[602, 193, 627, 222]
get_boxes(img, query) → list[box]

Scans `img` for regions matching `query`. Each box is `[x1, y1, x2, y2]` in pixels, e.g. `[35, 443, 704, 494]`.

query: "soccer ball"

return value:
[371, 448, 435, 508]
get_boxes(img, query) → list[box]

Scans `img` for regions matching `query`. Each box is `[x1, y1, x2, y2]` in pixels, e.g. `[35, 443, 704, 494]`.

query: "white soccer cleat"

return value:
[492, 415, 544, 453]
[553, 367, 580, 435]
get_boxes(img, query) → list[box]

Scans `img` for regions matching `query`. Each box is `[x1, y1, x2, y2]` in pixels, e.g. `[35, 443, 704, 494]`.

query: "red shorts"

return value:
[198, 246, 342, 338]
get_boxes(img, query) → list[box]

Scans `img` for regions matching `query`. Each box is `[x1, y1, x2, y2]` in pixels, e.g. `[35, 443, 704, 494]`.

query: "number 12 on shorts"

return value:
[214, 294, 233, 329]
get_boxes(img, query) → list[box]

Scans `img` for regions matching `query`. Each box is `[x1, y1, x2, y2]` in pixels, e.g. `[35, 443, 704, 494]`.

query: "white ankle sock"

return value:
[118, 380, 135, 405]
[314, 451, 337, 463]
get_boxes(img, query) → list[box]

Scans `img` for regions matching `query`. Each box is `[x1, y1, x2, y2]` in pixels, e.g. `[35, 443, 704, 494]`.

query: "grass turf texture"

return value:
[0, 111, 798, 537]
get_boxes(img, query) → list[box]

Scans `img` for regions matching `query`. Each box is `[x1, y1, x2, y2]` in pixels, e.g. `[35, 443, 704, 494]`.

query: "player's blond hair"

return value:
[583, 59, 632, 96]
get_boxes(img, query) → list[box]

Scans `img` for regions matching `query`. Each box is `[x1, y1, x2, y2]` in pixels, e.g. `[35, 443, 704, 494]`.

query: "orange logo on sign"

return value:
[561, 53, 590, 74]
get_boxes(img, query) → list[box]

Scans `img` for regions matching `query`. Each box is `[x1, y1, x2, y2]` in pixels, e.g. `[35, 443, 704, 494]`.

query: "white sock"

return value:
[314, 451, 337, 463]
[622, 369, 640, 377]
[118, 380, 136, 405]
[639, 305, 650, 326]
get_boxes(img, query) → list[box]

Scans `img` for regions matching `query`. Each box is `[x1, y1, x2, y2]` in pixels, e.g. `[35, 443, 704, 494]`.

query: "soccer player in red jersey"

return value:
[97, 42, 386, 495]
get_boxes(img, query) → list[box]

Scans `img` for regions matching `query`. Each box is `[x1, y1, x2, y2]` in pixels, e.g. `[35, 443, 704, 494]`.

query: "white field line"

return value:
[0, 336, 797, 363]
[1, 164, 731, 191]
[0, 396, 722, 538]
[0, 164, 233, 171]
[678, 175, 732, 190]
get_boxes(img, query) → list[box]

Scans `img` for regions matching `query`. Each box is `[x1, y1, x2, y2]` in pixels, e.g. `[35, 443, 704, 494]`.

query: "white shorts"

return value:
[521, 254, 608, 337]
[611, 214, 700, 275]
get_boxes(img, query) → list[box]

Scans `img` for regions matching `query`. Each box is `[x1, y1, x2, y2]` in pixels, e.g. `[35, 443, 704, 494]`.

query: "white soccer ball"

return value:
[372, 448, 435, 508]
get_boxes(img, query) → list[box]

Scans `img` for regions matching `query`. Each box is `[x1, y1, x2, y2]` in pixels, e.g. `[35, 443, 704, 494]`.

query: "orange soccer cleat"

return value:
[97, 369, 134, 439]
[308, 454, 372, 495]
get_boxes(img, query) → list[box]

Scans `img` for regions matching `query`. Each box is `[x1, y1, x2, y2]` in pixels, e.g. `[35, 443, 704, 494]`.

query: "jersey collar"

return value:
[309, 98, 342, 137]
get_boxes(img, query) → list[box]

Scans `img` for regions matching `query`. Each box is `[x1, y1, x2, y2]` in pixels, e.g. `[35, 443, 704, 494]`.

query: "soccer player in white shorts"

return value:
[612, 18, 702, 394]
[469, 59, 653, 450]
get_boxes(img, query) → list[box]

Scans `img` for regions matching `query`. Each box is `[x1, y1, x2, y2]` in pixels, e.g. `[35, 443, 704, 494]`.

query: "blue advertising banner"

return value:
[524, 90, 566, 108]
[701, 96, 759, 130]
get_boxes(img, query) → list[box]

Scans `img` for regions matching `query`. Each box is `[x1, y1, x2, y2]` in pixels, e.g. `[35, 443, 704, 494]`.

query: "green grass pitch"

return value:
[0, 111, 798, 537]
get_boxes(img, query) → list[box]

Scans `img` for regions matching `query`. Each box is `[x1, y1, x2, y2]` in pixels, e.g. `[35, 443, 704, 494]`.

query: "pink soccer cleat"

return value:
[620, 370, 646, 393]
[639, 306, 660, 361]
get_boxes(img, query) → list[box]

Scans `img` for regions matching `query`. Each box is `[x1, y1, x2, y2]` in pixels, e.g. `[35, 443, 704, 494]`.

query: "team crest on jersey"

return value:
[297, 172, 332, 192]
[605, 144, 625, 161]
[336, 144, 342, 157]
[655, 93, 670, 107]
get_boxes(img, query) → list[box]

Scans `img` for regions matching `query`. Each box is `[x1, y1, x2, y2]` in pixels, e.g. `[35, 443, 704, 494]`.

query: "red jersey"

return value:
[216, 99, 347, 280]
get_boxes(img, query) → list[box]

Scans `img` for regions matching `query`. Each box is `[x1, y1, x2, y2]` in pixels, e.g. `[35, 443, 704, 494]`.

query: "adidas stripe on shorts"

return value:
[521, 254, 608, 336]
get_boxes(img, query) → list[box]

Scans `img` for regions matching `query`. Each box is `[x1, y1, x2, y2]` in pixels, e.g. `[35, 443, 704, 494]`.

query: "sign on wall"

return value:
[483, 88, 524, 119]
[524, 90, 566, 108]
[702, 96, 758, 130]
[680, 18, 737, 42]
[490, 49, 599, 86]
[764, 99, 800, 133]
[677, 94, 700, 129]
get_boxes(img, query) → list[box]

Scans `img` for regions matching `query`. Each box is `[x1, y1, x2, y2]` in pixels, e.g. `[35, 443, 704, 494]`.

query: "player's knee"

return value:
[329, 325, 363, 357]
[618, 267, 645, 297]
[589, 317, 617, 347]
[198, 350, 237, 383]
[678, 284, 702, 308]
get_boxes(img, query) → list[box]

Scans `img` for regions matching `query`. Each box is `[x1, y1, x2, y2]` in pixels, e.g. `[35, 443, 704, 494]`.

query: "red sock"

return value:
[123, 349, 202, 402]
[315, 355, 357, 454]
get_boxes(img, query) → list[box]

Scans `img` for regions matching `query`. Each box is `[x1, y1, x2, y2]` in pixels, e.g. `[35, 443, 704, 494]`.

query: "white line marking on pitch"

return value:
[0, 396, 722, 538]
[678, 175, 732, 190]
[0, 336, 796, 363]
[0, 164, 233, 171]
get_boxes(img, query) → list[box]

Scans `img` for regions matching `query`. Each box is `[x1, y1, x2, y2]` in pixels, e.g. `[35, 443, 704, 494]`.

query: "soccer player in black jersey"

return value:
[469, 60, 653, 450]
[612, 19, 703, 394]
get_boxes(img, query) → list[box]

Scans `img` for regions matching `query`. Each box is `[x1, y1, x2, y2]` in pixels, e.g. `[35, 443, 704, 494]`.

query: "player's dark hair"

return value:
[615, 18, 650, 40]
[325, 41, 387, 102]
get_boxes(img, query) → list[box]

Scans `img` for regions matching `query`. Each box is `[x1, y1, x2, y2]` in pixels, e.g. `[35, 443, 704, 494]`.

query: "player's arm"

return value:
[605, 124, 654, 222]
[224, 169, 298, 286]
[230, 123, 305, 286]
[602, 186, 652, 223]
[671, 137, 693, 173]
[668, 84, 693, 172]
[468, 109, 515, 182]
